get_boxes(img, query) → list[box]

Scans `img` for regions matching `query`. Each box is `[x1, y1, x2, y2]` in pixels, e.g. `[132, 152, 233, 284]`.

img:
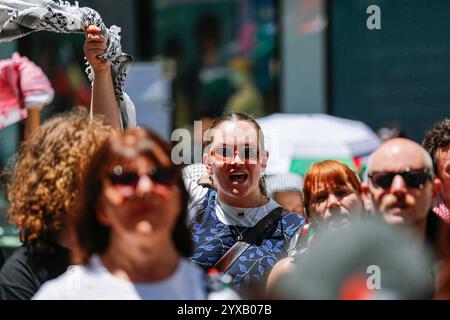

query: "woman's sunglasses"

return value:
[368, 168, 432, 190]
[212, 146, 259, 162]
[108, 166, 177, 188]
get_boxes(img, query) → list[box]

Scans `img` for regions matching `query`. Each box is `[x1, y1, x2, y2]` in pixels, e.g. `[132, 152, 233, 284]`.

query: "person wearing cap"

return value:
[265, 173, 305, 217]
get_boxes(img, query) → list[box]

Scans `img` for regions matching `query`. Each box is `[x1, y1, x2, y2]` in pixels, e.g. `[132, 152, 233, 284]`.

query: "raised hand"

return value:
[84, 25, 109, 73]
[84, 25, 121, 129]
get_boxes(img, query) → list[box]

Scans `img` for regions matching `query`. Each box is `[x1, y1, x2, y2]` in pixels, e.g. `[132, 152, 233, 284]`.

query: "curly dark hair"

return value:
[422, 119, 450, 174]
[74, 127, 193, 264]
[6, 108, 113, 254]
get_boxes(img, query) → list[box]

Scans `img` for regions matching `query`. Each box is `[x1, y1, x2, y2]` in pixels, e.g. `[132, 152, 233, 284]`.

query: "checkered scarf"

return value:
[182, 163, 208, 184]
[433, 198, 450, 224]
[0, 0, 136, 128]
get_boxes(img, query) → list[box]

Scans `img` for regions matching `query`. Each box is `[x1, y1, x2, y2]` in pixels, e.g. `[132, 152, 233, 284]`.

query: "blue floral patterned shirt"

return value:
[188, 189, 304, 292]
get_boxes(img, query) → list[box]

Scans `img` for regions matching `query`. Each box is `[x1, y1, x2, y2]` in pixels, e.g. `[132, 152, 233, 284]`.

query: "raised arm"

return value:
[84, 25, 122, 129]
[24, 106, 40, 140]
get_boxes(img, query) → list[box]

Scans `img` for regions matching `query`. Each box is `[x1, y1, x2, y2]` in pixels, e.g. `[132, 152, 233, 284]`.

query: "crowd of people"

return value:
[0, 24, 449, 300]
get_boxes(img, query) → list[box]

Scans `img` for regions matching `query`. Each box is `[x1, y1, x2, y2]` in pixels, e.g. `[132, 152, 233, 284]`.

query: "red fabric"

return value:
[353, 156, 362, 173]
[15, 53, 54, 107]
[0, 55, 22, 129]
[0, 52, 53, 129]
[433, 198, 450, 225]
[339, 274, 376, 300]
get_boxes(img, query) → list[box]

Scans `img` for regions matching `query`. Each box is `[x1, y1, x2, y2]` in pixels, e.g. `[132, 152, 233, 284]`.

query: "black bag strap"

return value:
[214, 207, 285, 273]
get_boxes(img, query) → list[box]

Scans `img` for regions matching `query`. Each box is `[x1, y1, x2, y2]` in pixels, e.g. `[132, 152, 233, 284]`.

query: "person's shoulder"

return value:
[266, 256, 295, 292]
[186, 181, 216, 223]
[0, 245, 35, 282]
[277, 210, 305, 239]
[0, 246, 40, 299]
[281, 210, 305, 225]
[2, 245, 30, 262]
[184, 171, 210, 201]
[32, 265, 85, 300]
[179, 258, 204, 278]
[176, 259, 214, 299]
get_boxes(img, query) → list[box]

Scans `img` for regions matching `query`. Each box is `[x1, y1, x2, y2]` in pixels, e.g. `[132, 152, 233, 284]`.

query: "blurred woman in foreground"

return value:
[0, 109, 113, 300]
[33, 128, 231, 299]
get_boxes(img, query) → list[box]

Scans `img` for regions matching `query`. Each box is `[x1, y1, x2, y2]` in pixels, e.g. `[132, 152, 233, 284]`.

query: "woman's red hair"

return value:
[303, 160, 361, 211]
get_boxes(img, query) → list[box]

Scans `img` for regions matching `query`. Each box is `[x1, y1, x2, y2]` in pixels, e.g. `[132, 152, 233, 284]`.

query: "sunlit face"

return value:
[368, 142, 436, 226]
[307, 182, 363, 231]
[204, 120, 268, 206]
[98, 156, 181, 240]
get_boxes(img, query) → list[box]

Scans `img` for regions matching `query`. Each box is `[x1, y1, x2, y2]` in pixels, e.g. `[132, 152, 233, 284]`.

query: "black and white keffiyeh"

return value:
[182, 163, 208, 184]
[0, 0, 136, 128]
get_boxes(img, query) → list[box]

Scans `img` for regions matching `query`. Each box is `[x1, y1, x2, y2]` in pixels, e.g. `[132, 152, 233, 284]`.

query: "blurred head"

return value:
[266, 173, 305, 216]
[367, 138, 441, 227]
[7, 108, 113, 253]
[303, 160, 367, 231]
[75, 127, 192, 264]
[203, 113, 268, 207]
[274, 219, 434, 300]
[422, 119, 450, 205]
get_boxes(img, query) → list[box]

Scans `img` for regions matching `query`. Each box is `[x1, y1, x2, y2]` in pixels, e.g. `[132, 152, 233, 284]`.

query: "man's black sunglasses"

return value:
[368, 167, 432, 190]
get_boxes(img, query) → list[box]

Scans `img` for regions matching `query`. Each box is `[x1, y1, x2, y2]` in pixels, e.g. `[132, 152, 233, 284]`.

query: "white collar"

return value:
[215, 197, 281, 227]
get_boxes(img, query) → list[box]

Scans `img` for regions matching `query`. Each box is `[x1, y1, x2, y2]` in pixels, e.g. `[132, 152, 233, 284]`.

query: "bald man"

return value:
[365, 138, 442, 240]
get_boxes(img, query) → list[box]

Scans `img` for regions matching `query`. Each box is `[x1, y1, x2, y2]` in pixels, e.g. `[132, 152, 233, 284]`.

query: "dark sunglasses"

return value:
[108, 166, 177, 187]
[212, 146, 259, 161]
[368, 167, 432, 190]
